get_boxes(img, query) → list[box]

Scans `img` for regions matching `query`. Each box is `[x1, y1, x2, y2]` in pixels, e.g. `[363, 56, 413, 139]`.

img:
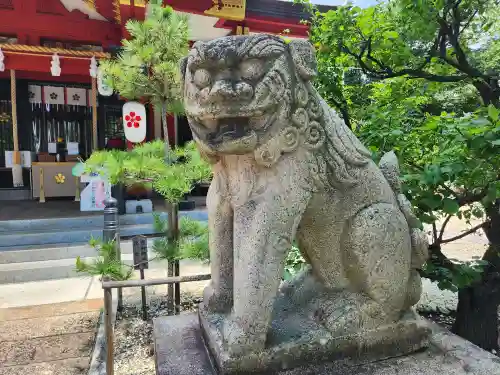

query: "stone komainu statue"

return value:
[180, 34, 429, 363]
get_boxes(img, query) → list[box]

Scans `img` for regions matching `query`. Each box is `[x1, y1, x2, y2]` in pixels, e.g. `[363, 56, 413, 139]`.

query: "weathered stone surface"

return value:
[153, 314, 215, 375]
[200, 304, 430, 374]
[0, 311, 98, 341]
[0, 332, 94, 366]
[181, 34, 430, 366]
[155, 314, 500, 375]
[0, 357, 89, 375]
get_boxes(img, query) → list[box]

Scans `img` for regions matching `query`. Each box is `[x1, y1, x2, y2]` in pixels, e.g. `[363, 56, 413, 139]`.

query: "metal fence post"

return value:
[103, 197, 123, 310]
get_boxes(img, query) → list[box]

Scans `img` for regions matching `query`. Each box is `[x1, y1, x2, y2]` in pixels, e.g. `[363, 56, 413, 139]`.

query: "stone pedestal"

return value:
[154, 313, 500, 375]
[199, 305, 430, 375]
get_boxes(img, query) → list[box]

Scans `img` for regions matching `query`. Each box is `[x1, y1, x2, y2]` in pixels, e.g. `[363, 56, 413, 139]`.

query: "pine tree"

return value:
[99, 0, 189, 146]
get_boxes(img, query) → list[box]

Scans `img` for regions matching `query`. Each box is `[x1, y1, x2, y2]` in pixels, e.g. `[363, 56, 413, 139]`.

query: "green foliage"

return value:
[360, 106, 500, 224]
[294, 0, 500, 294]
[295, 0, 499, 123]
[83, 140, 212, 204]
[283, 244, 306, 281]
[357, 102, 499, 290]
[83, 139, 166, 185]
[152, 213, 209, 262]
[154, 142, 213, 203]
[423, 259, 489, 292]
[99, 1, 189, 113]
[75, 237, 133, 281]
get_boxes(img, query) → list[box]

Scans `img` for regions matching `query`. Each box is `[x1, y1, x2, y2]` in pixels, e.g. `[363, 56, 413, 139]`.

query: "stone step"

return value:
[0, 311, 100, 341]
[0, 210, 207, 234]
[0, 210, 207, 248]
[0, 251, 168, 284]
[0, 224, 157, 249]
[0, 239, 155, 264]
[0, 212, 164, 234]
[0, 331, 95, 367]
[0, 357, 90, 375]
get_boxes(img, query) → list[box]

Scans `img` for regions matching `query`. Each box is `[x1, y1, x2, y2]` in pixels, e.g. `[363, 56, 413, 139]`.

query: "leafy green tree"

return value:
[99, 0, 189, 146]
[297, 0, 500, 349]
[302, 0, 499, 106]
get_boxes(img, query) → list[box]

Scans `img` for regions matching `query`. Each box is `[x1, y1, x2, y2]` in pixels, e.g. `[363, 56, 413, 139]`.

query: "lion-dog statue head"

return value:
[180, 35, 323, 157]
[180, 34, 372, 188]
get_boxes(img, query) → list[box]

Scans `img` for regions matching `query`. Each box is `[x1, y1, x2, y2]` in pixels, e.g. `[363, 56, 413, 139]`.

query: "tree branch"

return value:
[457, 184, 491, 206]
[460, 9, 478, 34]
[432, 223, 438, 243]
[341, 38, 469, 83]
[441, 222, 485, 244]
[438, 214, 453, 243]
[436, 16, 486, 79]
[365, 37, 389, 72]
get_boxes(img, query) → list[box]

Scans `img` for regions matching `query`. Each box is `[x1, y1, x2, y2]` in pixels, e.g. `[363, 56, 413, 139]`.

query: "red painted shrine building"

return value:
[0, 0, 325, 201]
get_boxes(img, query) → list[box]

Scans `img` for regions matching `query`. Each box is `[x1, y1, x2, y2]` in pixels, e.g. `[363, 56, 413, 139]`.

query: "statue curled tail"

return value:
[378, 151, 429, 309]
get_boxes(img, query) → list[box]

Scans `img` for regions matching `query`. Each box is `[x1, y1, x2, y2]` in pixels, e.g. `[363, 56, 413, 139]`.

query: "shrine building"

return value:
[0, 0, 330, 204]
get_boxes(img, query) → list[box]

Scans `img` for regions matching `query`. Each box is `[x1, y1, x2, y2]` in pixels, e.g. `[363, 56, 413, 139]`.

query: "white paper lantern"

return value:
[123, 102, 147, 143]
[97, 67, 113, 96]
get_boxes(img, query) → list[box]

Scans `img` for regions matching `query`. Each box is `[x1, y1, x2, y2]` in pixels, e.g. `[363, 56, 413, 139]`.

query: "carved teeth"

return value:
[249, 115, 267, 129]
[203, 118, 218, 130]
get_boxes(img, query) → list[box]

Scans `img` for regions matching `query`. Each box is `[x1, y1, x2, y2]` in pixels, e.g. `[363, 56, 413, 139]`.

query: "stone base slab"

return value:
[154, 313, 500, 375]
[199, 306, 430, 374]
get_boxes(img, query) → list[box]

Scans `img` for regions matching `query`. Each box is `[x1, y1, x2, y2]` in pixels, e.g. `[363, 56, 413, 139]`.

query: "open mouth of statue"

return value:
[193, 113, 275, 144]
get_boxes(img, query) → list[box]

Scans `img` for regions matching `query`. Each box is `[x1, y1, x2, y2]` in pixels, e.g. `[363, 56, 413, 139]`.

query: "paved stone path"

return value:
[0, 299, 102, 375]
[0, 263, 209, 375]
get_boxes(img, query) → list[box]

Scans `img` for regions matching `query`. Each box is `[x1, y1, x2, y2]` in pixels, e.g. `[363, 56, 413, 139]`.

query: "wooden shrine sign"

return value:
[132, 235, 149, 270]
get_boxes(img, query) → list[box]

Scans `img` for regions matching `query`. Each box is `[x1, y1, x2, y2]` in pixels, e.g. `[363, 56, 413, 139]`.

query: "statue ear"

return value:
[179, 56, 188, 87]
[288, 39, 317, 81]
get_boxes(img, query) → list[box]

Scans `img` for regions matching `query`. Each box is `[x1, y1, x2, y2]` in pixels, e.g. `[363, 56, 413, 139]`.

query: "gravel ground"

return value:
[416, 278, 458, 314]
[114, 294, 202, 375]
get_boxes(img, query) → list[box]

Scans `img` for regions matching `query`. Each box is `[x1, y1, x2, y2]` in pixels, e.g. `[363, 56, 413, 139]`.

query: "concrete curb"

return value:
[425, 320, 500, 374]
[88, 293, 118, 375]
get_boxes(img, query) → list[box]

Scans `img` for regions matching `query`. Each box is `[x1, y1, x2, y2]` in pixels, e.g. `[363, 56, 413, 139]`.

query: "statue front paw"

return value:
[315, 291, 389, 336]
[222, 317, 266, 357]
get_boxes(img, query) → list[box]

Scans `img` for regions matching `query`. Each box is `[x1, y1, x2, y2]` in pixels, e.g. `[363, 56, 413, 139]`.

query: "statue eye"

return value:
[240, 59, 265, 81]
[193, 69, 211, 88]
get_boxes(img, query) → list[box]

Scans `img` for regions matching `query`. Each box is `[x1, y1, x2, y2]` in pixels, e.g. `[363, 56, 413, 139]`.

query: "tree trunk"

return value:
[452, 278, 499, 350]
[166, 202, 179, 315]
[473, 80, 500, 108]
[452, 204, 500, 350]
[161, 102, 171, 151]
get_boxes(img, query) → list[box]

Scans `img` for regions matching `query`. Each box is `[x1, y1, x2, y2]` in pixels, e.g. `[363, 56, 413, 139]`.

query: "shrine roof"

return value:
[246, 0, 334, 21]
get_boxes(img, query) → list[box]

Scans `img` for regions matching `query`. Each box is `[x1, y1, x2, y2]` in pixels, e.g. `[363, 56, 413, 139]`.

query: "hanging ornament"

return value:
[0, 48, 4, 72]
[122, 101, 147, 143]
[50, 53, 61, 77]
[97, 67, 113, 96]
[89, 56, 98, 78]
